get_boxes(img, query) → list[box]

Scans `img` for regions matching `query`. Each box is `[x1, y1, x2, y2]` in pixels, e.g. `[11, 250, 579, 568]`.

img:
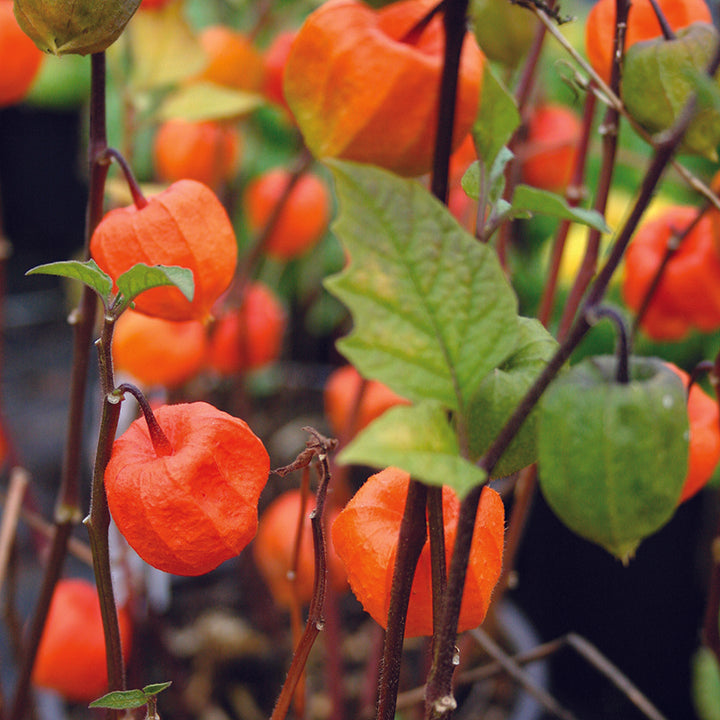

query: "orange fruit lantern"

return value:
[153, 118, 241, 190]
[283, 0, 484, 177]
[331, 467, 505, 637]
[0, 0, 43, 107]
[253, 489, 348, 607]
[519, 104, 582, 193]
[90, 179, 238, 322]
[244, 168, 332, 260]
[208, 282, 286, 375]
[262, 29, 298, 111]
[105, 401, 269, 576]
[622, 205, 720, 341]
[113, 309, 208, 389]
[585, 0, 712, 85]
[33, 578, 133, 702]
[197, 25, 266, 92]
[666, 363, 720, 503]
[324, 364, 411, 438]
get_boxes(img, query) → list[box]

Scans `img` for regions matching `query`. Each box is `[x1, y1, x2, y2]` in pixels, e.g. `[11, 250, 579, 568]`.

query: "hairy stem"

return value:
[377, 480, 429, 720]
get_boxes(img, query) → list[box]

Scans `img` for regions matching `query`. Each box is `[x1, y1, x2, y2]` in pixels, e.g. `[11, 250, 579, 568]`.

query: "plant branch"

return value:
[556, 0, 628, 340]
[85, 314, 128, 719]
[8, 52, 108, 720]
[270, 429, 336, 720]
[424, 32, 720, 719]
[430, 0, 469, 203]
[377, 479, 429, 720]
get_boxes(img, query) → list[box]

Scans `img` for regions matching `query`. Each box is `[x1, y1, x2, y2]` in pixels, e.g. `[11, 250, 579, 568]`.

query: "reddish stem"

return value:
[101, 147, 148, 209]
[116, 383, 173, 457]
[631, 204, 709, 342]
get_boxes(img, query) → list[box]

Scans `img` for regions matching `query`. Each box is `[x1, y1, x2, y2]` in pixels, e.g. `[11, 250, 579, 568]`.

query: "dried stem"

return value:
[270, 430, 336, 720]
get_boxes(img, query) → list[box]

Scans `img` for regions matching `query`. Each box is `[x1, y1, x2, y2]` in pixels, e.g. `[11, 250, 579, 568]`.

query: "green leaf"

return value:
[26, 260, 113, 304]
[692, 647, 720, 720]
[467, 317, 558, 478]
[339, 402, 487, 497]
[157, 82, 264, 122]
[324, 160, 520, 413]
[142, 681, 173, 696]
[114, 264, 194, 315]
[472, 63, 520, 170]
[89, 689, 149, 710]
[509, 185, 611, 232]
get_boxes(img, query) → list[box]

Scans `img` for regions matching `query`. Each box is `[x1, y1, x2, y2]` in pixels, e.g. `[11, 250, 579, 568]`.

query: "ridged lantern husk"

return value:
[90, 179, 238, 322]
[14, 0, 142, 55]
[105, 402, 270, 576]
[537, 356, 689, 563]
[331, 467, 505, 637]
[283, 0, 484, 178]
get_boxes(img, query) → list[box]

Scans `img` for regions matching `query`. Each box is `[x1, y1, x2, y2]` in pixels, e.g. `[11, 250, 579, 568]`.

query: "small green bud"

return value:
[13, 0, 141, 55]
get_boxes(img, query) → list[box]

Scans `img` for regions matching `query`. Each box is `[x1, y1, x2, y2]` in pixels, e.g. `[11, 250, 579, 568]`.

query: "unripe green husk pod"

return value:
[622, 22, 720, 160]
[537, 356, 689, 563]
[470, 0, 538, 67]
[13, 0, 141, 55]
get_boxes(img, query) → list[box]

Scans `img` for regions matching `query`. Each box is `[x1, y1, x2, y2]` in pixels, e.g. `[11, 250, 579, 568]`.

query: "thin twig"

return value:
[630, 203, 710, 342]
[398, 631, 669, 720]
[469, 627, 577, 720]
[270, 429, 336, 720]
[0, 469, 29, 600]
